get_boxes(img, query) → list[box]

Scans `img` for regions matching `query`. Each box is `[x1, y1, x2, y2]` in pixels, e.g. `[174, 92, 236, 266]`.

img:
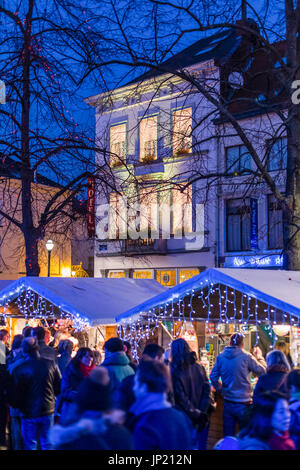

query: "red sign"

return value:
[87, 176, 95, 237]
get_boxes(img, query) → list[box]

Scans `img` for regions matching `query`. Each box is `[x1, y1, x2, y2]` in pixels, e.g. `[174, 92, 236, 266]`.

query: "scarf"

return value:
[268, 431, 296, 450]
[130, 392, 171, 417]
[266, 365, 289, 374]
[79, 362, 95, 378]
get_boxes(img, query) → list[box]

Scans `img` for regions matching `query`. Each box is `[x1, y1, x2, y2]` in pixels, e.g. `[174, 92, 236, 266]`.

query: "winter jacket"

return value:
[210, 346, 266, 403]
[11, 356, 61, 418]
[57, 352, 72, 376]
[171, 356, 211, 427]
[49, 410, 133, 450]
[56, 362, 85, 416]
[130, 393, 193, 450]
[38, 340, 57, 363]
[237, 436, 271, 450]
[289, 399, 300, 450]
[102, 351, 135, 392]
[253, 369, 288, 403]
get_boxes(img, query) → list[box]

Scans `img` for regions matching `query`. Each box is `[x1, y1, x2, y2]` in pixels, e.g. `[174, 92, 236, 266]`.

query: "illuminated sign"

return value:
[225, 254, 284, 268]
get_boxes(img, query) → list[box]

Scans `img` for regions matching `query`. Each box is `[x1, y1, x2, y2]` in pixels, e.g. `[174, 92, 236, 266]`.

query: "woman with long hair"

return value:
[56, 347, 95, 423]
[170, 338, 211, 450]
[253, 350, 290, 402]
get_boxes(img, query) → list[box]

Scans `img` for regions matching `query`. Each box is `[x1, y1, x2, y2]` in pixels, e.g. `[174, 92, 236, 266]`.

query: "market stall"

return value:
[116, 268, 300, 369]
[0, 276, 166, 348]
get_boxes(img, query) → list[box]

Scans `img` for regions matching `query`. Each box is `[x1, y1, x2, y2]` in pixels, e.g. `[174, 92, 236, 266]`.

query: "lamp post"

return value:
[46, 240, 54, 277]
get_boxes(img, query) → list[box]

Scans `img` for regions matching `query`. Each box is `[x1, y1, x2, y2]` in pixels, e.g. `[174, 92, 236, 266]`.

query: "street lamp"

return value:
[46, 239, 54, 277]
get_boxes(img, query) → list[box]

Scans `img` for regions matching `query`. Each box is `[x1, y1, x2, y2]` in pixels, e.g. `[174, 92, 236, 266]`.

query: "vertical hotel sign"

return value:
[87, 176, 95, 237]
[250, 198, 258, 250]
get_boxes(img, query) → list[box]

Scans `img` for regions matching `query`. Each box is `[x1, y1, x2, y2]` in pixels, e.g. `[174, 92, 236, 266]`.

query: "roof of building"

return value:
[0, 156, 61, 188]
[126, 27, 240, 85]
[0, 276, 166, 326]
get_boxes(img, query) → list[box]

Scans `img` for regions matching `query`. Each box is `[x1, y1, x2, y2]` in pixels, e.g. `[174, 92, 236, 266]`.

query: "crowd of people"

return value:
[0, 326, 299, 451]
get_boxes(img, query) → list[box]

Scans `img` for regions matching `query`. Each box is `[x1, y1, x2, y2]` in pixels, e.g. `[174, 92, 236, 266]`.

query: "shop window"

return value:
[133, 270, 153, 279]
[179, 268, 200, 283]
[139, 116, 158, 162]
[267, 137, 287, 171]
[226, 198, 251, 252]
[268, 195, 283, 249]
[156, 269, 176, 287]
[110, 123, 127, 167]
[108, 271, 126, 278]
[172, 107, 192, 156]
[226, 145, 252, 175]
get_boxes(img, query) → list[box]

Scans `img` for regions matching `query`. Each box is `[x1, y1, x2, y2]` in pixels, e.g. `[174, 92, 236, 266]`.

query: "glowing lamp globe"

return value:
[273, 325, 290, 337]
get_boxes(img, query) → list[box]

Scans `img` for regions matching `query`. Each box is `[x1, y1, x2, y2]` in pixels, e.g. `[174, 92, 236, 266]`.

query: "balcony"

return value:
[122, 238, 167, 255]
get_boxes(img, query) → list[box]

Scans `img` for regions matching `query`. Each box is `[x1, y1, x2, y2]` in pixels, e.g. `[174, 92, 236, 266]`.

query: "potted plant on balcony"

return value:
[141, 154, 156, 164]
[111, 158, 125, 168]
[175, 147, 191, 157]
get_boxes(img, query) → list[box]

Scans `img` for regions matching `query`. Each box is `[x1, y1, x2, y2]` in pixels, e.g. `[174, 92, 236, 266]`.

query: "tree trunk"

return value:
[21, 0, 40, 276]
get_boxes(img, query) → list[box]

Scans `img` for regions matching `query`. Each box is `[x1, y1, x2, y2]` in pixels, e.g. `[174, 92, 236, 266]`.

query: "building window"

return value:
[133, 270, 153, 279]
[110, 123, 127, 167]
[268, 195, 283, 249]
[267, 137, 287, 171]
[226, 145, 252, 175]
[226, 198, 251, 252]
[172, 107, 192, 156]
[171, 185, 193, 236]
[108, 271, 126, 278]
[179, 268, 199, 283]
[139, 116, 158, 162]
[156, 269, 176, 287]
[109, 192, 127, 239]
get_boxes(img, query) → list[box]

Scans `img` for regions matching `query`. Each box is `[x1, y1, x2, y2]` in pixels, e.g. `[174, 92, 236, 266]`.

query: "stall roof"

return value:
[116, 268, 300, 323]
[0, 277, 166, 326]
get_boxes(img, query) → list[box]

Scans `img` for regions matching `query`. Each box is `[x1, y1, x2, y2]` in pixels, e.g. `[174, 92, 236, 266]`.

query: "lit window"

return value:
[110, 123, 126, 166]
[156, 269, 176, 286]
[133, 270, 152, 279]
[109, 192, 127, 239]
[140, 116, 158, 162]
[172, 186, 193, 236]
[108, 271, 126, 278]
[173, 108, 192, 156]
[179, 268, 199, 283]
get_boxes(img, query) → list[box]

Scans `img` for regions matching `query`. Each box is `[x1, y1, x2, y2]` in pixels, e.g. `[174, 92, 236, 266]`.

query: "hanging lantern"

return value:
[273, 325, 290, 337]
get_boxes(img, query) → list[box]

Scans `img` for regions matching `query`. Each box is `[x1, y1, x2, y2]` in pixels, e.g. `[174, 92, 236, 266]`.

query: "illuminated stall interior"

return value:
[117, 268, 300, 372]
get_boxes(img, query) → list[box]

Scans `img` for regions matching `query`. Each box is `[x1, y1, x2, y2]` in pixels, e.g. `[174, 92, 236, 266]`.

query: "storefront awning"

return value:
[116, 268, 300, 324]
[0, 277, 166, 326]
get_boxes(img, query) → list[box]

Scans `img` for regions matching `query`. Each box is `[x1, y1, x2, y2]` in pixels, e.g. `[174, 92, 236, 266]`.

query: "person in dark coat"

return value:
[287, 368, 300, 450]
[49, 367, 133, 450]
[57, 347, 95, 422]
[10, 337, 61, 450]
[170, 338, 211, 450]
[0, 329, 10, 448]
[130, 360, 193, 450]
[253, 350, 290, 403]
[123, 341, 138, 372]
[101, 338, 135, 394]
[7, 334, 25, 450]
[57, 340, 73, 375]
[31, 327, 57, 363]
[115, 343, 165, 413]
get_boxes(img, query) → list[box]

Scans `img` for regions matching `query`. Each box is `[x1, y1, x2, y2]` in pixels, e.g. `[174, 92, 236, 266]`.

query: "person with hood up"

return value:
[101, 338, 135, 394]
[210, 332, 266, 437]
[49, 367, 133, 450]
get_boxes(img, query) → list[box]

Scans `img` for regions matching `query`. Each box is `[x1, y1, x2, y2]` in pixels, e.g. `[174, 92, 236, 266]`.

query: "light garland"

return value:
[0, 286, 90, 331]
[117, 281, 300, 355]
